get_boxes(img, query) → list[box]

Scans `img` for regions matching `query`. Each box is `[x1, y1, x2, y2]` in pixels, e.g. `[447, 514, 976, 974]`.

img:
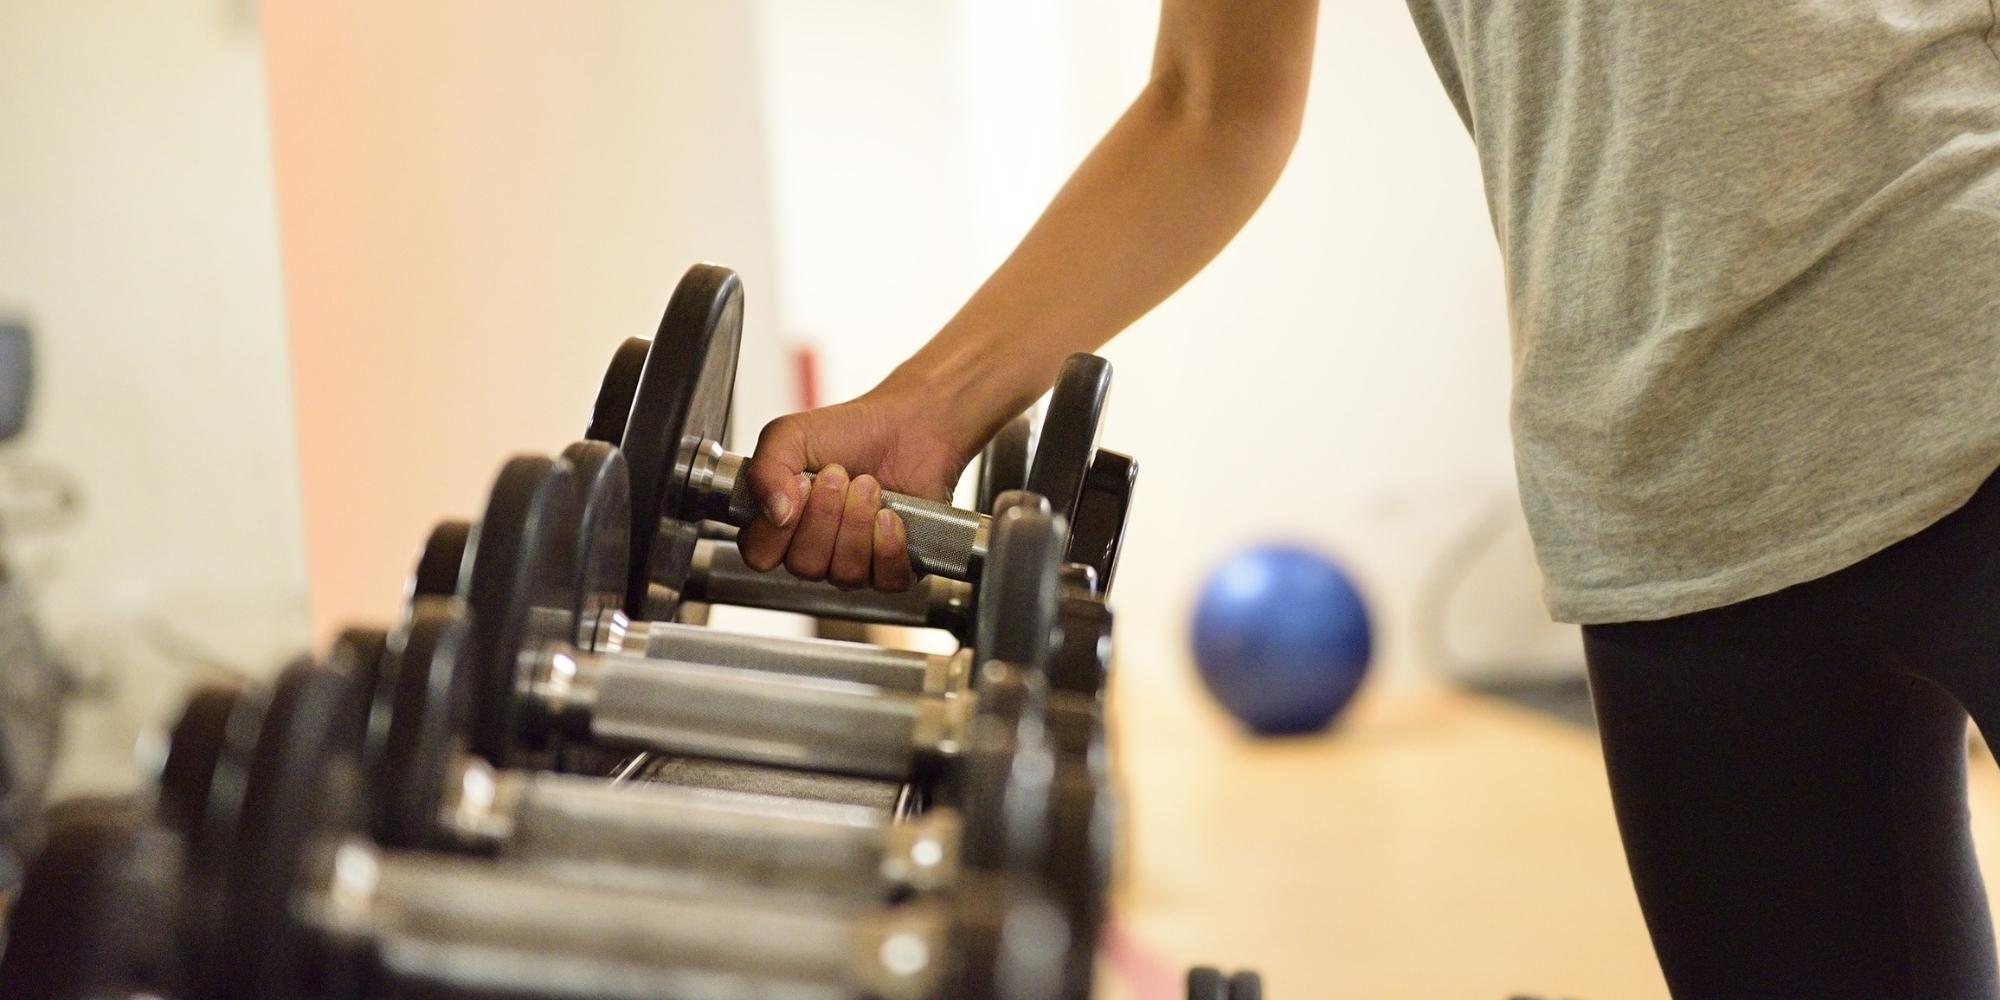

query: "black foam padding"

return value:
[0, 320, 30, 442]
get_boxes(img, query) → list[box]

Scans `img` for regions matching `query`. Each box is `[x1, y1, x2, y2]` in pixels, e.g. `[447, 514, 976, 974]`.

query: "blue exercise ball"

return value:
[1191, 544, 1372, 735]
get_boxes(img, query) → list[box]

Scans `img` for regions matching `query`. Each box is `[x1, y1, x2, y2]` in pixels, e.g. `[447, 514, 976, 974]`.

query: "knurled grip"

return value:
[724, 469, 986, 579]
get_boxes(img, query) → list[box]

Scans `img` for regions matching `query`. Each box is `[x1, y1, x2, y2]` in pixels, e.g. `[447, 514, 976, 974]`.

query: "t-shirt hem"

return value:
[1544, 458, 2000, 625]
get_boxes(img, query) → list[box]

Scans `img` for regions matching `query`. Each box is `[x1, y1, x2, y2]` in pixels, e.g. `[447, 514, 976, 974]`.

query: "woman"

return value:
[737, 2, 2000, 995]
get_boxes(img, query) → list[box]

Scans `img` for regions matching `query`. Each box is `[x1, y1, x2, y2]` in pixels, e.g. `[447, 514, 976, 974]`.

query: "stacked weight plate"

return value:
[0, 263, 1196, 1000]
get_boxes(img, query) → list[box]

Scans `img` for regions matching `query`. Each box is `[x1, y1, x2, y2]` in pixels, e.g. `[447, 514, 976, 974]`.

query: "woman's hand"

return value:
[737, 386, 972, 592]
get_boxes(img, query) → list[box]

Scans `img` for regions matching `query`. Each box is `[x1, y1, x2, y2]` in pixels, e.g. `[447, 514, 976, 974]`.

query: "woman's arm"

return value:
[741, 0, 1320, 590]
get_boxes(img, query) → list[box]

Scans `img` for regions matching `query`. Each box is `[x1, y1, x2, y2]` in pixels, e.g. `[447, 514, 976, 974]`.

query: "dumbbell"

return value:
[0, 797, 188, 1000]
[419, 441, 1111, 705]
[682, 442, 1135, 641]
[362, 600, 1105, 914]
[183, 659, 1089, 1000]
[583, 262, 1113, 620]
[448, 452, 1070, 794]
[975, 412, 1033, 515]
[1188, 967, 1265, 1000]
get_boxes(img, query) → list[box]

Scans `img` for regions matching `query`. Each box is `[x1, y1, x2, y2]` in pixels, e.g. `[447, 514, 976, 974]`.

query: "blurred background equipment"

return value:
[1191, 543, 1373, 735]
[0, 320, 30, 443]
[0, 319, 69, 895]
[0, 535, 67, 896]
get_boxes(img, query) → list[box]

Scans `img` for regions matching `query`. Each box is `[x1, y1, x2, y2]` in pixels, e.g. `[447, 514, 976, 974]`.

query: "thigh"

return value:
[1585, 600, 1995, 1000]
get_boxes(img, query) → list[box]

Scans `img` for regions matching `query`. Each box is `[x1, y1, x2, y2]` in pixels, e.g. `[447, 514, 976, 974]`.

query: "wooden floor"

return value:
[1102, 666, 2000, 1000]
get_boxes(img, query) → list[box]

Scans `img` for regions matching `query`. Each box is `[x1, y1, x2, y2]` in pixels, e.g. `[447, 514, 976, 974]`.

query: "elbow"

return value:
[1148, 63, 1308, 157]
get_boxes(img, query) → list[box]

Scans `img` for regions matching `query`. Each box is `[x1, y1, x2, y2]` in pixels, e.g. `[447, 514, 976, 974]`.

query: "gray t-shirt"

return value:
[1404, 0, 2000, 623]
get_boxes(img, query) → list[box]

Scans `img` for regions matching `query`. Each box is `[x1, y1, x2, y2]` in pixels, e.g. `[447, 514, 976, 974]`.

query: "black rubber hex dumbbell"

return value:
[583, 262, 1113, 621]
[416, 440, 1113, 703]
[363, 599, 1106, 914]
[683, 441, 1135, 642]
[183, 660, 1090, 1000]
[449, 452, 1070, 795]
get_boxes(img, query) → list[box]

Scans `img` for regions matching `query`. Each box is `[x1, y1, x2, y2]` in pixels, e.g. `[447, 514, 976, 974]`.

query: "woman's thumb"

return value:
[746, 416, 811, 527]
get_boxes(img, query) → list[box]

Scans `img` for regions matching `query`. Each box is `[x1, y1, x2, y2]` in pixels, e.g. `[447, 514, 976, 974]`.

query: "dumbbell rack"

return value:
[0, 263, 1264, 1000]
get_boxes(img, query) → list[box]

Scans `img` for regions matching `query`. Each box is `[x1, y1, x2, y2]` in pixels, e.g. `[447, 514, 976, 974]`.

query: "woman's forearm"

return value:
[880, 70, 1310, 454]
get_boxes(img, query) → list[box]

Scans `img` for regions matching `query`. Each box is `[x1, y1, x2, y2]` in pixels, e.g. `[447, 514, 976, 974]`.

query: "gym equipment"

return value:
[0, 319, 29, 442]
[1192, 543, 1373, 735]
[197, 660, 1087, 999]
[455, 452, 1068, 790]
[0, 553, 64, 892]
[360, 600, 1105, 918]
[974, 413, 1033, 514]
[1187, 967, 1265, 1000]
[684, 444, 1136, 638]
[0, 797, 178, 1000]
[419, 442, 1018, 697]
[409, 440, 1091, 702]
[584, 263, 1112, 619]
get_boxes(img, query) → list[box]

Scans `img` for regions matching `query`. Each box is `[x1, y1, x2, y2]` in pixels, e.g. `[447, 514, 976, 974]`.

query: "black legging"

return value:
[1585, 465, 2000, 1000]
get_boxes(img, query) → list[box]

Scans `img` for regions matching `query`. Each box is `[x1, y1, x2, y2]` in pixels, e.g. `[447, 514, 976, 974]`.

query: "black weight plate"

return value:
[1024, 353, 1112, 529]
[586, 335, 652, 447]
[1228, 971, 1264, 1000]
[1187, 967, 1230, 1000]
[156, 685, 245, 837]
[327, 627, 390, 753]
[179, 670, 272, 998]
[371, 605, 475, 849]
[0, 798, 156, 1000]
[409, 520, 473, 601]
[462, 456, 582, 768]
[617, 264, 743, 618]
[1066, 448, 1136, 595]
[1050, 755, 1112, 1000]
[944, 879, 1069, 1000]
[226, 661, 365, 1000]
[1049, 595, 1113, 698]
[975, 414, 1034, 514]
[560, 439, 634, 645]
[975, 503, 1065, 668]
[957, 664, 1052, 873]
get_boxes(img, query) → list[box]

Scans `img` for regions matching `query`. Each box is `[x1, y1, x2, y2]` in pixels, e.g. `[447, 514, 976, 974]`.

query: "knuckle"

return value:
[786, 555, 826, 582]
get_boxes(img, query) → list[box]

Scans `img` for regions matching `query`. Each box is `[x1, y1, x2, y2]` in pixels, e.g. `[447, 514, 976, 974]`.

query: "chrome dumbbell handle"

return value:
[441, 759, 959, 896]
[530, 647, 971, 781]
[687, 541, 974, 635]
[691, 446, 990, 581]
[605, 618, 970, 695]
[318, 843, 946, 1000]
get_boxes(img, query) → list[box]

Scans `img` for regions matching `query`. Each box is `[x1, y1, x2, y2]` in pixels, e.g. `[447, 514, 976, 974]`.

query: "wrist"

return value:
[874, 337, 1045, 459]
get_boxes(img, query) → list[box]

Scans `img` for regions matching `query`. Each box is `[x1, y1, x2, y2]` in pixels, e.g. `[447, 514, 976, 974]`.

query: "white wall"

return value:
[750, 2, 1582, 694]
[0, 0, 309, 795]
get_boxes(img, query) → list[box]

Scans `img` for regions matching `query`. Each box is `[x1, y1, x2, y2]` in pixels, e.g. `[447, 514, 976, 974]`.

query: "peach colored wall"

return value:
[264, 4, 787, 644]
